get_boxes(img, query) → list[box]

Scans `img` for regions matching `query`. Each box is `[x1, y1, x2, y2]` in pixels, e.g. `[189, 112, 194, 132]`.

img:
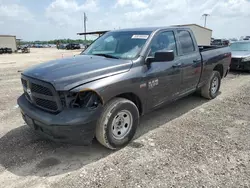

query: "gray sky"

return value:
[0, 0, 250, 41]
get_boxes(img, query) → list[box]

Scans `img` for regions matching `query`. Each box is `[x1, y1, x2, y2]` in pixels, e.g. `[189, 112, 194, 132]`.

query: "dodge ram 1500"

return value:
[18, 27, 231, 149]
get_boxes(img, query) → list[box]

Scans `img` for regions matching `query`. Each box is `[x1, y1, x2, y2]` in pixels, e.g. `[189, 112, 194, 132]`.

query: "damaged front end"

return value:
[18, 88, 104, 145]
[59, 90, 103, 110]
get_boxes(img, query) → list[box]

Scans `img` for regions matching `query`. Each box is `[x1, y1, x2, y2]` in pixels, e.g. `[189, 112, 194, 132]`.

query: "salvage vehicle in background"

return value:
[243, 36, 250, 41]
[18, 27, 231, 150]
[58, 44, 67, 49]
[66, 43, 81, 50]
[211, 39, 230, 46]
[0, 48, 12, 54]
[230, 41, 250, 72]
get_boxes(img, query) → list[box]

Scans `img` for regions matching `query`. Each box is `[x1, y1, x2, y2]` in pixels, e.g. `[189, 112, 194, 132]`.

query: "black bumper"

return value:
[17, 94, 102, 145]
[230, 59, 250, 71]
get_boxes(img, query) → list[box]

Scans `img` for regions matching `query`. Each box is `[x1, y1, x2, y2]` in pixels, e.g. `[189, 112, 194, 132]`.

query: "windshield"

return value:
[230, 42, 250, 51]
[82, 31, 152, 59]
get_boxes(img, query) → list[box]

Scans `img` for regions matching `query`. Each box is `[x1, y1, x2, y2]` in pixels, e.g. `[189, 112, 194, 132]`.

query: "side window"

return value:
[177, 30, 195, 54]
[149, 31, 177, 56]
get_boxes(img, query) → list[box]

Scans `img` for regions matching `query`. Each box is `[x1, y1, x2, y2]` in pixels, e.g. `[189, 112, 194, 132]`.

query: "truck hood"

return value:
[23, 55, 132, 90]
[231, 51, 250, 58]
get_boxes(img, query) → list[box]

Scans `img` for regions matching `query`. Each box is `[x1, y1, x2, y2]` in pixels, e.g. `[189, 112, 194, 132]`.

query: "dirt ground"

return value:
[0, 48, 249, 188]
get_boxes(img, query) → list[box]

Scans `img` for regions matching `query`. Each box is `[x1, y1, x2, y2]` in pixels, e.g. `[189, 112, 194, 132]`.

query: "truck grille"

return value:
[21, 76, 62, 113]
[34, 98, 58, 111]
[31, 83, 53, 96]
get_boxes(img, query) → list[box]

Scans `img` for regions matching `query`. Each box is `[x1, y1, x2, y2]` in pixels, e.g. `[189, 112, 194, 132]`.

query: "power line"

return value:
[202, 13, 210, 27]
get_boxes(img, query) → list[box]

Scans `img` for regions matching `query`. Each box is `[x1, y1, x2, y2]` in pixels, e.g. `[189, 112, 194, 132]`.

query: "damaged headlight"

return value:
[60, 90, 102, 109]
[242, 56, 250, 62]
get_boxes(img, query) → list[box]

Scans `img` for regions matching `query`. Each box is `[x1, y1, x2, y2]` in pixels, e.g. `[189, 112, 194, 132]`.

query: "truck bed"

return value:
[198, 45, 231, 88]
[198, 45, 226, 52]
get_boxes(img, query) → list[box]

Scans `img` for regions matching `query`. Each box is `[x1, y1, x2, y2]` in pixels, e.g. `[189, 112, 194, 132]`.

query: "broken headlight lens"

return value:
[68, 91, 101, 109]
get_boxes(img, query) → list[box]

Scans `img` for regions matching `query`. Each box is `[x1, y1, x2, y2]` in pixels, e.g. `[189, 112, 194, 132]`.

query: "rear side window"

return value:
[177, 30, 195, 54]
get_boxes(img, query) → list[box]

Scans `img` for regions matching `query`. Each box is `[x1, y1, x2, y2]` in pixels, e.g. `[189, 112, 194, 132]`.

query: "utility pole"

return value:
[83, 12, 87, 41]
[202, 13, 210, 27]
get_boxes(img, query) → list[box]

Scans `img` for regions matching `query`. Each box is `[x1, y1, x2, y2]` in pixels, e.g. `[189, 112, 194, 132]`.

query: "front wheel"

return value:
[201, 71, 221, 99]
[95, 98, 139, 150]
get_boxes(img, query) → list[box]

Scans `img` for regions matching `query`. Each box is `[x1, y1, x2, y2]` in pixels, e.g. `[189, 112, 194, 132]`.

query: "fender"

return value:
[70, 69, 148, 112]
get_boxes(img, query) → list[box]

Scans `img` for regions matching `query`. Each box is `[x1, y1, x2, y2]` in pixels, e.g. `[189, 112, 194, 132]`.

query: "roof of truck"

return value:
[112, 26, 188, 32]
[77, 26, 193, 36]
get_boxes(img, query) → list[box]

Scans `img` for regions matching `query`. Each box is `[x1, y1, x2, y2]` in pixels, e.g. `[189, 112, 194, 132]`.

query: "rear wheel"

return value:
[95, 98, 139, 150]
[201, 71, 221, 99]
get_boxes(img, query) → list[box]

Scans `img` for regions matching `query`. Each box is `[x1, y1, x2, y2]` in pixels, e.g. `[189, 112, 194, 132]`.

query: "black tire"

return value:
[201, 71, 221, 99]
[95, 98, 139, 150]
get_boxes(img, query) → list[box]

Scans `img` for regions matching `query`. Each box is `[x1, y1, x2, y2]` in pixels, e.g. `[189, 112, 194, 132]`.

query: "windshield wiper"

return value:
[93, 53, 119, 59]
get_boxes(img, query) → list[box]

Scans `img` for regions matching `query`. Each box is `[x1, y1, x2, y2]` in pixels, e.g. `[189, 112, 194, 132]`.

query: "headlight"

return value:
[242, 56, 250, 62]
[61, 91, 102, 108]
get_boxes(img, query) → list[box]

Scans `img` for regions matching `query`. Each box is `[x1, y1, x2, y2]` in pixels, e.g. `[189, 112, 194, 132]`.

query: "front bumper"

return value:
[230, 58, 250, 71]
[17, 94, 102, 145]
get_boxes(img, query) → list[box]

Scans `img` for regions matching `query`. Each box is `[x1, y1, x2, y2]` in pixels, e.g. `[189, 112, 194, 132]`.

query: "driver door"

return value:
[146, 31, 182, 109]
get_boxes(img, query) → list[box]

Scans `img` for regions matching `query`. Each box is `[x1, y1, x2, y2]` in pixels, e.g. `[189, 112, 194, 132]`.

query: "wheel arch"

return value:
[114, 92, 143, 116]
[213, 64, 224, 78]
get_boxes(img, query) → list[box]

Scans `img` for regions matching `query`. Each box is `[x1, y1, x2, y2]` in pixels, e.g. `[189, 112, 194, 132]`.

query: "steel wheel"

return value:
[201, 71, 221, 99]
[211, 77, 219, 94]
[95, 98, 139, 150]
[111, 110, 133, 140]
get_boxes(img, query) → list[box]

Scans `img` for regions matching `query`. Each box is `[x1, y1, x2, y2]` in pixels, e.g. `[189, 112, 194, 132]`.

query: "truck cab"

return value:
[18, 27, 231, 149]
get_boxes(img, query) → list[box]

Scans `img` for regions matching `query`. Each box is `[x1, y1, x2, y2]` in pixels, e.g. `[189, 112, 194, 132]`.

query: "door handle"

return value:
[172, 63, 182, 68]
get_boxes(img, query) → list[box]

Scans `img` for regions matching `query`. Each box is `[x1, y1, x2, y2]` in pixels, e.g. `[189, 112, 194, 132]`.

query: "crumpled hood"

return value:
[231, 51, 250, 58]
[22, 55, 132, 90]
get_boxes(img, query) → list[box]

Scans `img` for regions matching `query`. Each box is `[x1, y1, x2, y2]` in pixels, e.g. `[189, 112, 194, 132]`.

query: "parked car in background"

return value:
[18, 27, 231, 149]
[243, 36, 250, 41]
[79, 44, 86, 49]
[229, 38, 238, 43]
[50, 44, 56, 48]
[58, 44, 67, 49]
[230, 41, 250, 71]
[43, 44, 50, 48]
[0, 48, 12, 54]
[21, 46, 30, 53]
[33, 44, 43, 48]
[211, 39, 230, 46]
[66, 43, 81, 50]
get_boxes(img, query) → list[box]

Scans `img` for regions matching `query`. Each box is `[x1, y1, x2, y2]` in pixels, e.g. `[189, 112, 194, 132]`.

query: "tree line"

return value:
[20, 39, 93, 45]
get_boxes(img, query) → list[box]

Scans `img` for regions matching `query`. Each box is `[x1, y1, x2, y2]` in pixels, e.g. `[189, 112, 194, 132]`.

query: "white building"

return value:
[174, 24, 212, 46]
[0, 35, 17, 51]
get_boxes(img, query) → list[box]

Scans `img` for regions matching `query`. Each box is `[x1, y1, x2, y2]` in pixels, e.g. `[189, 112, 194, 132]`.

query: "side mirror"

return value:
[147, 50, 174, 63]
[154, 50, 174, 62]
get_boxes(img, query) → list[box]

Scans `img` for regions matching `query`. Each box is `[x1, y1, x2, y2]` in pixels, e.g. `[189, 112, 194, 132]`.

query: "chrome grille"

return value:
[21, 75, 61, 113]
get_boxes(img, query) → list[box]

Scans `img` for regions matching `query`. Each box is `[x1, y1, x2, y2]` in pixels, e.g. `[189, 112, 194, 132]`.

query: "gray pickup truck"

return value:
[18, 27, 231, 149]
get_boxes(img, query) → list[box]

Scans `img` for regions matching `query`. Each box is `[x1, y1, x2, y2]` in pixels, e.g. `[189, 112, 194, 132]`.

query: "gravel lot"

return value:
[0, 49, 249, 188]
